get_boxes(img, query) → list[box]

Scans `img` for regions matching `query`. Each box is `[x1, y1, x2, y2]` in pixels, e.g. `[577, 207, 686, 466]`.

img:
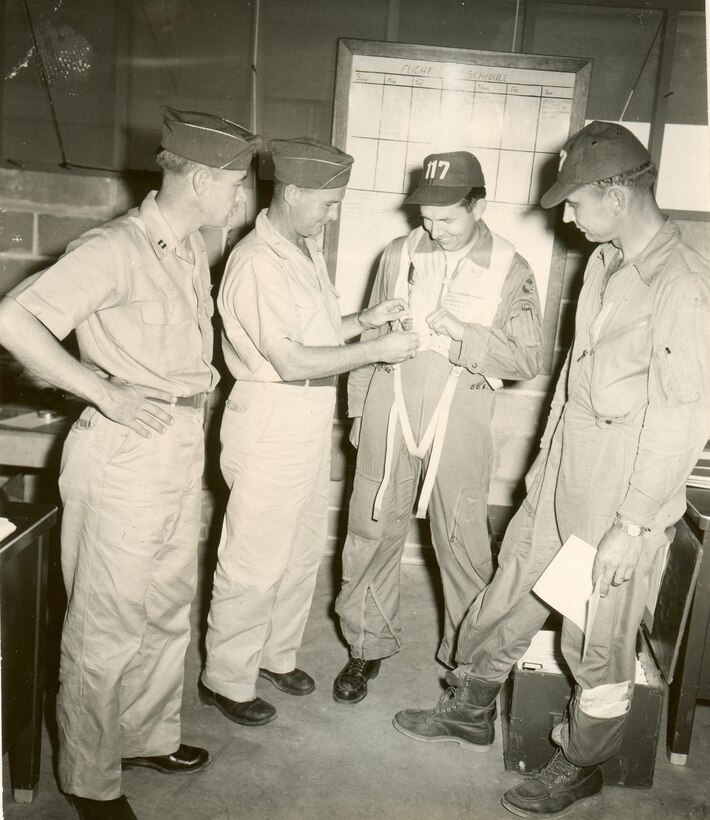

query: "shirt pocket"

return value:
[293, 290, 341, 346]
[140, 298, 193, 325]
[132, 298, 197, 376]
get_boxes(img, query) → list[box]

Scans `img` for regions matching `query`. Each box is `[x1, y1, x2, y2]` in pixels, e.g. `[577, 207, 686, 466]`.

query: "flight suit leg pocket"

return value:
[449, 491, 494, 584]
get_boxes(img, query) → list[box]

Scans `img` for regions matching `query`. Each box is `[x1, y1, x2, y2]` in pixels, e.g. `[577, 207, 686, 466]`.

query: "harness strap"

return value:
[372, 364, 463, 521]
[414, 366, 463, 518]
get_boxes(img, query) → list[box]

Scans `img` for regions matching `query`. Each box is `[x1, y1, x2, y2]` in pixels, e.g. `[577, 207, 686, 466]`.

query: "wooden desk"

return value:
[0, 501, 58, 802]
[667, 487, 710, 765]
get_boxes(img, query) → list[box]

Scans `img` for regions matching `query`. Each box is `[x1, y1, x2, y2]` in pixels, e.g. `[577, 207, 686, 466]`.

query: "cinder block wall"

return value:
[0, 162, 589, 562]
[0, 162, 247, 295]
[0, 163, 135, 296]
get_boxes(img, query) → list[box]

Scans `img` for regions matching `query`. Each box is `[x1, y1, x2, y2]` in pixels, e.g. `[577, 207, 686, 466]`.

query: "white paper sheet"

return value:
[533, 535, 600, 652]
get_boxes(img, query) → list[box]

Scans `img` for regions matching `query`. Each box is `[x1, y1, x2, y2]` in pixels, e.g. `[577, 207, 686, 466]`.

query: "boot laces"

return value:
[342, 657, 368, 676]
[538, 750, 581, 787]
[430, 686, 460, 715]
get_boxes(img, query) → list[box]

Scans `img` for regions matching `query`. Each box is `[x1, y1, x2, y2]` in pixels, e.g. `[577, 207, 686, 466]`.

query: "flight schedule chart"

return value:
[345, 55, 575, 205]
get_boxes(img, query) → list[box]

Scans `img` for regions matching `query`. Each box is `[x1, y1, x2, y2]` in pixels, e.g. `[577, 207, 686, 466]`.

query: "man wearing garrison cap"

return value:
[199, 137, 419, 725]
[0, 106, 260, 820]
[394, 123, 710, 818]
[332, 150, 543, 706]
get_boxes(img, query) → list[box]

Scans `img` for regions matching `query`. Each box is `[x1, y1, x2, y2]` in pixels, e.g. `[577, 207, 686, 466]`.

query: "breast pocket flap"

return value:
[140, 299, 192, 325]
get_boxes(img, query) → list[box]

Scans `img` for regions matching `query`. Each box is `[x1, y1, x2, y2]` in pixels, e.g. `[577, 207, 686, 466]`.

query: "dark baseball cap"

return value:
[405, 151, 486, 206]
[160, 106, 261, 171]
[269, 137, 354, 189]
[540, 121, 651, 208]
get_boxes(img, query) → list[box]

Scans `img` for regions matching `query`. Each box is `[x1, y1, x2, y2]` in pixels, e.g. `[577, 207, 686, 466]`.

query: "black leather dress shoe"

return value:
[333, 657, 381, 704]
[259, 667, 316, 695]
[121, 743, 210, 774]
[199, 680, 277, 725]
[71, 794, 137, 820]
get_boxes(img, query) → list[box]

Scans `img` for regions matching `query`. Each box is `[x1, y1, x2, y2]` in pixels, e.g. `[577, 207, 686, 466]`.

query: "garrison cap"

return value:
[541, 121, 651, 208]
[160, 106, 261, 171]
[405, 151, 486, 206]
[269, 137, 354, 189]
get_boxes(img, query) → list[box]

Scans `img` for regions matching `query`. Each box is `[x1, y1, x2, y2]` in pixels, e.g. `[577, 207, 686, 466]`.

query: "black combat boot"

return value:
[501, 748, 603, 817]
[392, 672, 501, 751]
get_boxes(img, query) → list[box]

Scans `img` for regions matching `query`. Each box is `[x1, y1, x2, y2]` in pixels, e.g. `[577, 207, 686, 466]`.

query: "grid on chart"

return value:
[346, 63, 575, 205]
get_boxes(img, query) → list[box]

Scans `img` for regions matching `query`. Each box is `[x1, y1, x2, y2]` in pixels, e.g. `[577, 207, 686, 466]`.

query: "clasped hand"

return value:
[426, 308, 464, 342]
[363, 298, 410, 328]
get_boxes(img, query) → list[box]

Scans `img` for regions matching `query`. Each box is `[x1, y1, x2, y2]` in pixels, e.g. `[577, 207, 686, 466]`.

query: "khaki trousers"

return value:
[203, 381, 335, 702]
[57, 405, 204, 799]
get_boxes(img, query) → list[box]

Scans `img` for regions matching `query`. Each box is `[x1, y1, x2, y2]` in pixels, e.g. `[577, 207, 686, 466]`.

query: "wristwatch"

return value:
[612, 516, 643, 537]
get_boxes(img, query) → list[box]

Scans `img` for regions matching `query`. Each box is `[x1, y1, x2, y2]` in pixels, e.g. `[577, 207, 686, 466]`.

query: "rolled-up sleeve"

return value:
[618, 269, 710, 528]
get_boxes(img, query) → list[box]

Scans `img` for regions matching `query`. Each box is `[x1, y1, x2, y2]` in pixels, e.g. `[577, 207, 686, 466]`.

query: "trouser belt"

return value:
[279, 376, 337, 388]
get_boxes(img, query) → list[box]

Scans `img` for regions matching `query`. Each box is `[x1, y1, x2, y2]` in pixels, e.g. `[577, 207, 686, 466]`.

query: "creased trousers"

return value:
[203, 381, 335, 702]
[57, 404, 204, 800]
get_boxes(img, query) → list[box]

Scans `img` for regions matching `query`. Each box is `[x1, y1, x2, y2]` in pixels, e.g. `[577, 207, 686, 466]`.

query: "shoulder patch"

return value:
[522, 277, 535, 294]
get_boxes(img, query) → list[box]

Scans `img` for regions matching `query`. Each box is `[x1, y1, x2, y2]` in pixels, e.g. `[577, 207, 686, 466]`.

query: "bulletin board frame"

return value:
[325, 38, 593, 374]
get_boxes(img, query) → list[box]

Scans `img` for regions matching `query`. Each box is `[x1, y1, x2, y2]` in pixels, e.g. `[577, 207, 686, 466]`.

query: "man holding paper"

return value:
[393, 122, 710, 818]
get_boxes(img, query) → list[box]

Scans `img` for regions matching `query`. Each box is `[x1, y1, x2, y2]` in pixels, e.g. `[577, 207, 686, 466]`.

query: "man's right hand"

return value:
[377, 331, 420, 363]
[99, 381, 176, 437]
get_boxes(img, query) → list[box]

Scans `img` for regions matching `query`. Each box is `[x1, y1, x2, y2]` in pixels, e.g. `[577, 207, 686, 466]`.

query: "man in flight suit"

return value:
[0, 107, 260, 820]
[393, 122, 710, 818]
[332, 151, 543, 705]
[199, 137, 420, 726]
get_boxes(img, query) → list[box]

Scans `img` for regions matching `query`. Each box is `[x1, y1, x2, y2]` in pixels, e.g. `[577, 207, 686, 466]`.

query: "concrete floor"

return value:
[3, 544, 710, 820]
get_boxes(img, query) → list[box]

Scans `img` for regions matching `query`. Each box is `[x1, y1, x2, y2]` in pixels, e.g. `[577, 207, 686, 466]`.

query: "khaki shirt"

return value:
[13, 191, 218, 396]
[219, 209, 343, 382]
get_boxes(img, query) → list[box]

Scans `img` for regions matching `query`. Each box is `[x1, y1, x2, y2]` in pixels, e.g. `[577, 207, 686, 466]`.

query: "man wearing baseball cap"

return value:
[0, 106, 261, 820]
[394, 122, 710, 817]
[332, 150, 543, 705]
[199, 137, 419, 727]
